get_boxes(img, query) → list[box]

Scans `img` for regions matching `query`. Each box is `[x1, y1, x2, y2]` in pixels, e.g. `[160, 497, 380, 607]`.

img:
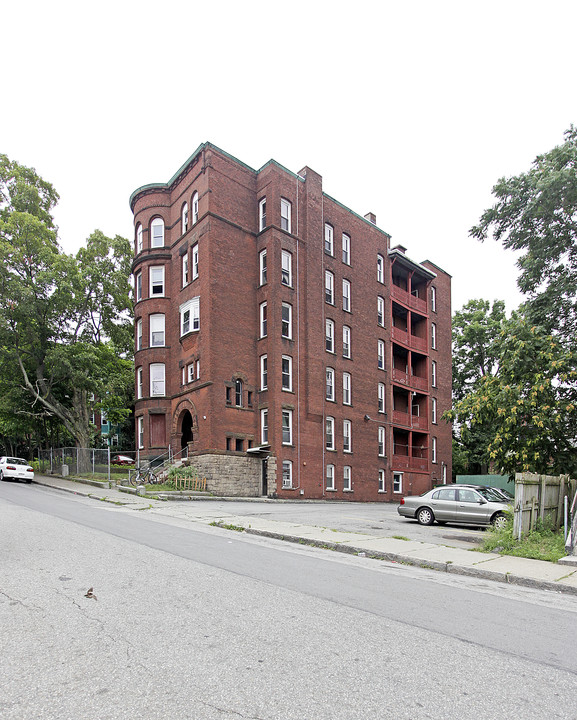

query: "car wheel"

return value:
[417, 507, 435, 526]
[492, 512, 507, 530]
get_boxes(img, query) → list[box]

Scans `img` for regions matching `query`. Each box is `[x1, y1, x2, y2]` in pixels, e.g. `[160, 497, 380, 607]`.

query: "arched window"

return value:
[182, 203, 189, 234]
[136, 223, 143, 253]
[235, 379, 243, 407]
[192, 192, 199, 225]
[151, 217, 165, 247]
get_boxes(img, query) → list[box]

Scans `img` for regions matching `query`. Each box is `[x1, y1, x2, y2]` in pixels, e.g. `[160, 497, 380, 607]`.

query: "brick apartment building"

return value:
[130, 143, 452, 500]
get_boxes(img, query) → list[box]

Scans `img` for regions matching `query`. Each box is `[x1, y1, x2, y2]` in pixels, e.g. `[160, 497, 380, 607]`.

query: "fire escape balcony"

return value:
[391, 284, 428, 314]
[391, 327, 428, 353]
[391, 368, 428, 392]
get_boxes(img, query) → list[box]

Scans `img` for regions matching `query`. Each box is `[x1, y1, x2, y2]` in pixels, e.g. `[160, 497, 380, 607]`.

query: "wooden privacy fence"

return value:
[513, 473, 576, 538]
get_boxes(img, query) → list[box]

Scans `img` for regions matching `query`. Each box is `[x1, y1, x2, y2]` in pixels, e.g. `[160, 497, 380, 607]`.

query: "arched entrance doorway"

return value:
[180, 410, 193, 454]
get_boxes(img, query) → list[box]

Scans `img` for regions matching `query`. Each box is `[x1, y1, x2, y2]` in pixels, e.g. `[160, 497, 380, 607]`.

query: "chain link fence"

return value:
[37, 448, 137, 478]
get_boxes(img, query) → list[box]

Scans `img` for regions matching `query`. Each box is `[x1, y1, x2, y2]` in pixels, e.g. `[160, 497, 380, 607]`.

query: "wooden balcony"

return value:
[392, 454, 429, 472]
[391, 368, 428, 392]
[391, 284, 428, 315]
[392, 410, 429, 431]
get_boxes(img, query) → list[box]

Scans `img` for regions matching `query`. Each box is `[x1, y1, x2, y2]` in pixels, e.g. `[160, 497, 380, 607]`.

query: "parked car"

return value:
[397, 485, 510, 528]
[111, 454, 135, 466]
[0, 457, 34, 483]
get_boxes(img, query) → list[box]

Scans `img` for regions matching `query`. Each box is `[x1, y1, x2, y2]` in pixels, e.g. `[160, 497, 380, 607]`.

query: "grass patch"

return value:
[392, 535, 410, 541]
[480, 515, 567, 563]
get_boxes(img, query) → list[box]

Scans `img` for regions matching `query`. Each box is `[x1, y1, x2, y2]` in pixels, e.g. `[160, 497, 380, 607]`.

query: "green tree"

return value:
[471, 126, 577, 341]
[0, 154, 133, 452]
[448, 314, 577, 477]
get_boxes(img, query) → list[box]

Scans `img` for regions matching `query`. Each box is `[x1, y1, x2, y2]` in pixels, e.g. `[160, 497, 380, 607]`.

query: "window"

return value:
[379, 469, 385, 493]
[136, 318, 142, 351]
[260, 355, 268, 390]
[378, 340, 385, 370]
[377, 254, 384, 283]
[180, 297, 200, 335]
[377, 296, 385, 327]
[281, 303, 292, 339]
[326, 464, 335, 491]
[281, 355, 293, 392]
[260, 302, 267, 338]
[150, 266, 165, 297]
[191, 244, 199, 280]
[378, 426, 385, 457]
[342, 279, 351, 312]
[432, 360, 437, 387]
[325, 319, 335, 353]
[393, 472, 403, 493]
[378, 382, 385, 413]
[135, 272, 142, 302]
[151, 217, 164, 247]
[280, 198, 291, 232]
[261, 408, 268, 444]
[326, 368, 335, 401]
[432, 397, 438, 424]
[431, 285, 437, 312]
[138, 416, 144, 449]
[235, 438, 244, 452]
[259, 249, 267, 285]
[196, 359, 200, 379]
[325, 270, 334, 304]
[150, 314, 165, 347]
[282, 460, 293, 488]
[324, 223, 334, 255]
[326, 416, 335, 450]
[282, 409, 293, 445]
[182, 252, 189, 286]
[432, 436, 438, 463]
[182, 203, 189, 234]
[343, 372, 351, 405]
[150, 363, 165, 396]
[192, 192, 199, 225]
[343, 466, 352, 491]
[235, 379, 243, 407]
[343, 325, 351, 359]
[431, 322, 437, 349]
[136, 367, 143, 399]
[259, 198, 267, 231]
[343, 419, 351, 453]
[342, 233, 350, 265]
[281, 250, 292, 286]
[136, 224, 143, 253]
[187, 363, 195, 383]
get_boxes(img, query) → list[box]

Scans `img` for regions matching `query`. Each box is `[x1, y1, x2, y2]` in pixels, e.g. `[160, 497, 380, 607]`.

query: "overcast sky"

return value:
[3, 0, 576, 314]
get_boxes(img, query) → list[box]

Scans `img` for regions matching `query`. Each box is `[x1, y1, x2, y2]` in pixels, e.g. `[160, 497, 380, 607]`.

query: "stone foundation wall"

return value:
[189, 452, 266, 497]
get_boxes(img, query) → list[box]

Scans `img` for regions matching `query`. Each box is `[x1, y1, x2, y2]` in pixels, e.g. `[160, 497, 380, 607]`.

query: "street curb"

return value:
[215, 524, 577, 597]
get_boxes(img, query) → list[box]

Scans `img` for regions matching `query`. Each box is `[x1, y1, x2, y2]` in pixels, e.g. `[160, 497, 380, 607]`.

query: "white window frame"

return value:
[343, 372, 351, 406]
[259, 197, 266, 231]
[137, 416, 144, 450]
[325, 270, 334, 304]
[325, 319, 335, 353]
[149, 266, 165, 297]
[432, 436, 438, 464]
[150, 313, 165, 347]
[192, 192, 199, 225]
[326, 367, 335, 402]
[377, 296, 385, 327]
[191, 244, 199, 280]
[342, 279, 351, 312]
[324, 223, 334, 255]
[259, 248, 267, 285]
[342, 233, 350, 265]
[281, 302, 292, 339]
[136, 367, 143, 399]
[182, 252, 189, 287]
[343, 419, 351, 453]
[260, 302, 267, 338]
[151, 217, 164, 247]
[393, 472, 403, 494]
[282, 460, 293, 489]
[150, 363, 165, 397]
[182, 202, 189, 234]
[280, 198, 291, 233]
[260, 355, 268, 391]
[135, 271, 142, 302]
[378, 469, 385, 493]
[136, 318, 142, 351]
[378, 382, 385, 413]
[261, 408, 269, 444]
[326, 464, 335, 491]
[378, 426, 385, 457]
[180, 297, 200, 336]
[187, 363, 195, 383]
[282, 409, 293, 445]
[281, 355, 293, 392]
[377, 254, 384, 283]
[432, 360, 437, 387]
[378, 339, 385, 370]
[343, 465, 352, 492]
[432, 397, 438, 424]
[136, 224, 143, 253]
[431, 285, 437, 312]
[326, 416, 335, 451]
[281, 250, 292, 286]
[343, 325, 351, 359]
[431, 322, 437, 350]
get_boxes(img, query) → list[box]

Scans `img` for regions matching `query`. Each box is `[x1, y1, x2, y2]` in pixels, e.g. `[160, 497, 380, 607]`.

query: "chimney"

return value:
[364, 212, 377, 225]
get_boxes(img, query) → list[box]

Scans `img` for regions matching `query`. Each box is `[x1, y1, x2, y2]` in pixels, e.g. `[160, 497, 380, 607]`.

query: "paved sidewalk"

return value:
[32, 474, 577, 596]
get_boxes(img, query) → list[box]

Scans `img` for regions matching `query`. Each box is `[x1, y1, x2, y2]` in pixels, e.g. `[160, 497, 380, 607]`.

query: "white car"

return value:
[0, 457, 35, 483]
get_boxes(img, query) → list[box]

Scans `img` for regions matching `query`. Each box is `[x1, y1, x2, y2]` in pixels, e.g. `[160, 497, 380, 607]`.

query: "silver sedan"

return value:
[397, 485, 510, 529]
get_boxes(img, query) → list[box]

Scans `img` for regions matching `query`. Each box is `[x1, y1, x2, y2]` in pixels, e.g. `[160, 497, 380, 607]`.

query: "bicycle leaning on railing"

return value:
[129, 465, 160, 486]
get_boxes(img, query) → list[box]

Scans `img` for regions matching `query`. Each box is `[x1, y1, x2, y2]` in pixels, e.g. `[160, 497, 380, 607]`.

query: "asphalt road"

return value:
[1, 482, 576, 720]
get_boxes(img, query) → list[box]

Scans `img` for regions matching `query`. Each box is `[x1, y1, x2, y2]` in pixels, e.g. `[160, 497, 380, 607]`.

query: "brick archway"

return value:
[171, 399, 198, 453]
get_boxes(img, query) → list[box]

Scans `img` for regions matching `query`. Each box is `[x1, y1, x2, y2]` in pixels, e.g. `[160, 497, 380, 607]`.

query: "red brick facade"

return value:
[130, 144, 452, 500]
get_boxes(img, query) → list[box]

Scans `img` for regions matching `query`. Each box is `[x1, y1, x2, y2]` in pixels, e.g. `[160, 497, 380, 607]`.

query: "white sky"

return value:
[3, 0, 576, 314]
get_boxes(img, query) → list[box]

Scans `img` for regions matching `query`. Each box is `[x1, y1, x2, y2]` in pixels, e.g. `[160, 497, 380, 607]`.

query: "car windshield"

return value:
[7, 458, 27, 465]
[476, 487, 504, 502]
